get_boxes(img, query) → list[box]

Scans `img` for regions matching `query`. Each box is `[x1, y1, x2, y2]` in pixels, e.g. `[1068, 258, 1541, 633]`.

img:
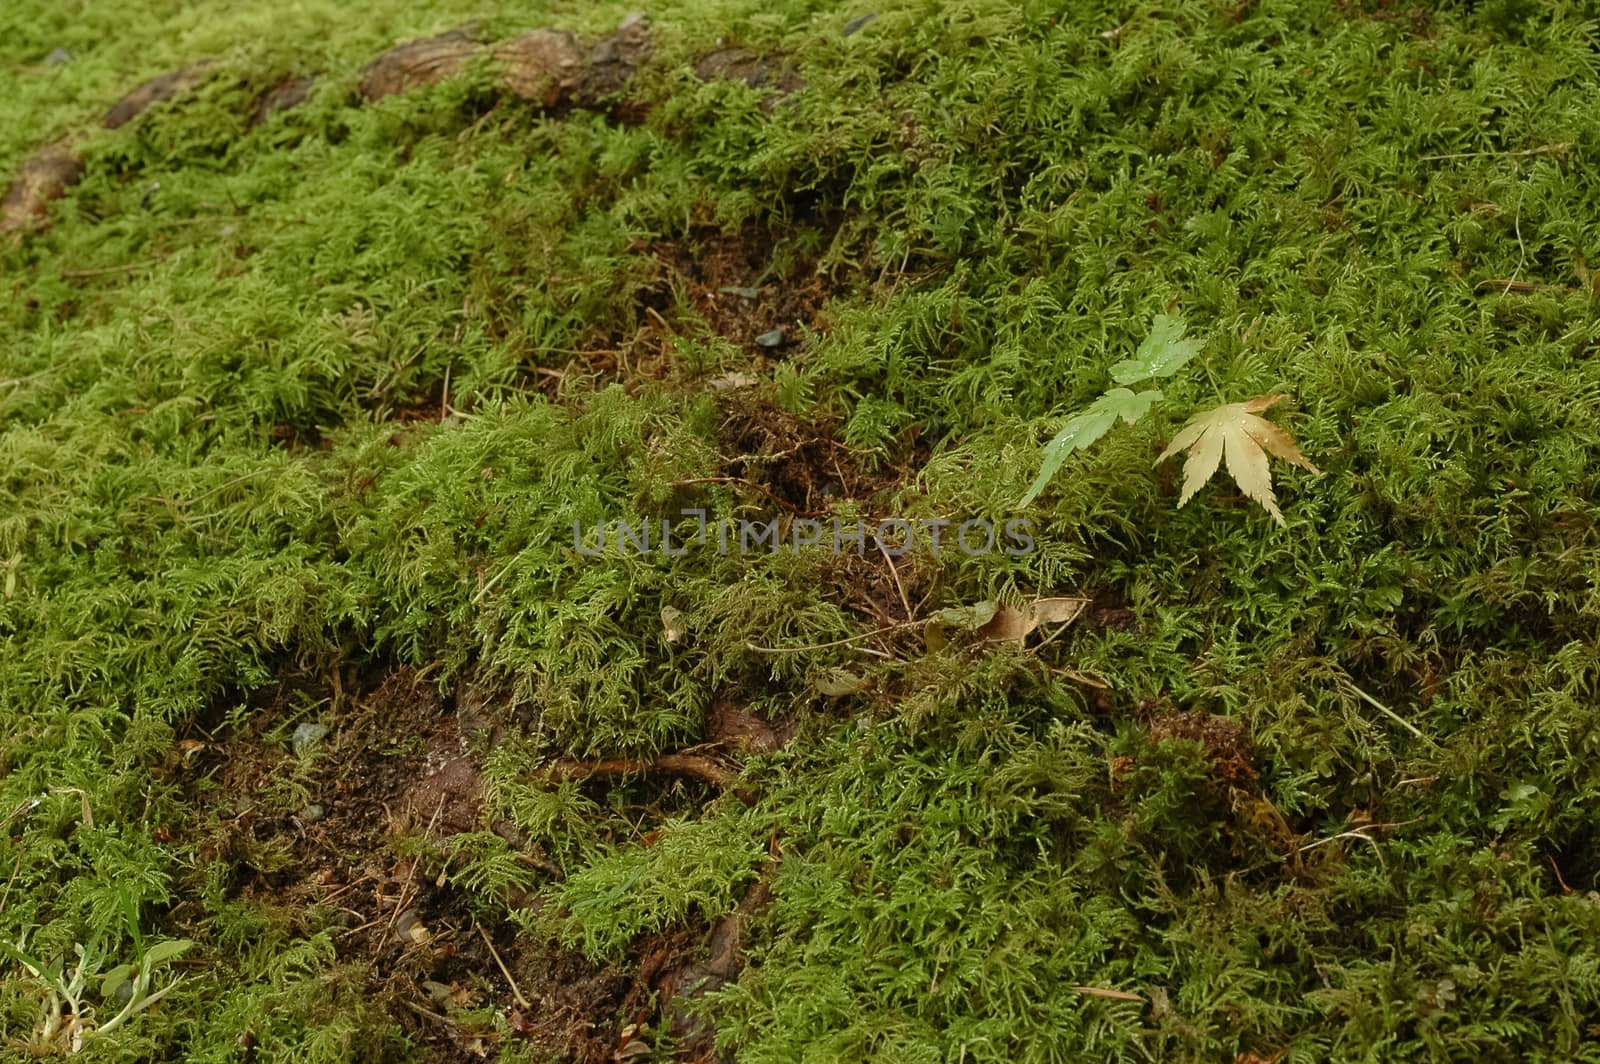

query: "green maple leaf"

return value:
[1019, 388, 1161, 506]
[1110, 314, 1203, 386]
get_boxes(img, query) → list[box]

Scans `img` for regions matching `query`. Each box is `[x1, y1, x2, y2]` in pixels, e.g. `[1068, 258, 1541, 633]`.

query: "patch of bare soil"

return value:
[166, 665, 798, 1062]
[170, 667, 634, 1062]
[1147, 709, 1257, 790]
[526, 216, 846, 395]
[710, 391, 900, 515]
[641, 220, 836, 353]
[694, 48, 805, 98]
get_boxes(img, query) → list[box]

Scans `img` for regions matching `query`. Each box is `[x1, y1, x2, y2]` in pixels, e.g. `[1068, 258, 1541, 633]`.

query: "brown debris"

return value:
[360, 25, 486, 102]
[490, 29, 585, 107]
[714, 393, 895, 514]
[542, 753, 739, 789]
[695, 47, 805, 97]
[103, 63, 213, 129]
[250, 75, 316, 126]
[640, 220, 835, 351]
[1148, 710, 1258, 789]
[1, 139, 83, 234]
[362, 15, 652, 108]
[493, 12, 652, 109]
[630, 876, 774, 1060]
[708, 703, 794, 755]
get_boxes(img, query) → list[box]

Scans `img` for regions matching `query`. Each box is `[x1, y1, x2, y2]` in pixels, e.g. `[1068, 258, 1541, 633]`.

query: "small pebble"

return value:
[755, 328, 785, 348]
[291, 722, 329, 755]
[45, 48, 73, 67]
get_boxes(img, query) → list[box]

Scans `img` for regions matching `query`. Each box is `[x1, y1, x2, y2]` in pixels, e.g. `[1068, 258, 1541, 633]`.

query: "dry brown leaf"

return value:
[660, 605, 685, 642]
[1154, 394, 1319, 527]
[813, 667, 869, 697]
[974, 596, 1089, 644]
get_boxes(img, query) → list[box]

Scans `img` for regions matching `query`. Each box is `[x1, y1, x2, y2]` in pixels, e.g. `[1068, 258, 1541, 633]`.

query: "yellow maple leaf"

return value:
[1154, 395, 1319, 526]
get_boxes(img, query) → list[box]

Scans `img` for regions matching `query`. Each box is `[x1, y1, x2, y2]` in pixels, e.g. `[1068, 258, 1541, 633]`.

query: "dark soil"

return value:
[163, 664, 787, 1062]
[640, 220, 836, 354]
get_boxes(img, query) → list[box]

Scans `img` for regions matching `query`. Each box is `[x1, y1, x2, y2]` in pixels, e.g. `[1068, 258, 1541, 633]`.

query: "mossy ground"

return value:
[4, 0, 1600, 1060]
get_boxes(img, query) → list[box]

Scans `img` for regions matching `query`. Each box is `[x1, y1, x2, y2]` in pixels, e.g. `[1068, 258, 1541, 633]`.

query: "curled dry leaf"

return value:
[927, 597, 1088, 648]
[1154, 394, 1319, 527]
[812, 667, 869, 697]
[974, 596, 1089, 643]
[660, 605, 685, 642]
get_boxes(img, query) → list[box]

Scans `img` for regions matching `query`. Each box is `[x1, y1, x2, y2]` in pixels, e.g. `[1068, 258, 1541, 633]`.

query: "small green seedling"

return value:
[1019, 314, 1202, 506]
[0, 930, 194, 1056]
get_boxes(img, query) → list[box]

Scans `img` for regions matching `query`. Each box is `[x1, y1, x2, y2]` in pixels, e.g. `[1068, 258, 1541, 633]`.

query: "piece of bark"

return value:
[250, 75, 315, 126]
[695, 47, 804, 95]
[493, 13, 652, 109]
[582, 12, 653, 100]
[103, 64, 212, 129]
[1, 140, 84, 234]
[360, 25, 485, 102]
[491, 29, 586, 108]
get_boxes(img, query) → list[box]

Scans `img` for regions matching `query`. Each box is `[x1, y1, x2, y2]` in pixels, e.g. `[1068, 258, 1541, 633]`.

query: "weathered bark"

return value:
[695, 47, 804, 95]
[250, 75, 316, 126]
[103, 64, 213, 129]
[1, 140, 84, 234]
[360, 25, 485, 102]
[493, 12, 652, 108]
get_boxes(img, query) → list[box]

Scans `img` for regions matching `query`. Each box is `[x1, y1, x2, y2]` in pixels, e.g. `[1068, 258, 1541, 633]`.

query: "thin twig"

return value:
[60, 258, 164, 279]
[1419, 142, 1567, 162]
[1549, 855, 1574, 895]
[1505, 182, 1528, 296]
[381, 795, 445, 949]
[1294, 817, 1423, 871]
[404, 999, 454, 1026]
[1472, 278, 1582, 294]
[1070, 985, 1143, 1002]
[1045, 665, 1109, 690]
[0, 850, 22, 916]
[48, 788, 93, 829]
[477, 924, 532, 1009]
[1339, 678, 1433, 744]
[0, 370, 51, 390]
[1031, 599, 1090, 652]
[1297, 830, 1387, 868]
[746, 619, 923, 655]
[543, 753, 737, 788]
[878, 542, 914, 620]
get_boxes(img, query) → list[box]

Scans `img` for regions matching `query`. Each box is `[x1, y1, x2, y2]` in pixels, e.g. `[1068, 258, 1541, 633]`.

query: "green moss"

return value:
[5, 0, 1600, 1059]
